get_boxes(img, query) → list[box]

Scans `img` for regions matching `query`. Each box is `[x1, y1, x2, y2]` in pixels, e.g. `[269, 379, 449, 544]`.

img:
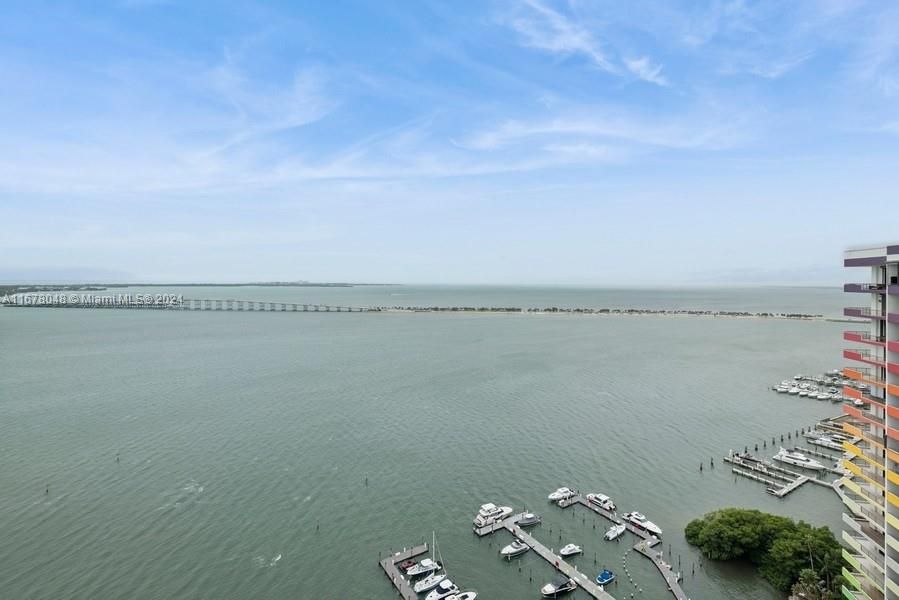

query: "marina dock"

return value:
[477, 513, 616, 599]
[632, 538, 686, 598]
[379, 543, 430, 600]
[475, 499, 690, 599]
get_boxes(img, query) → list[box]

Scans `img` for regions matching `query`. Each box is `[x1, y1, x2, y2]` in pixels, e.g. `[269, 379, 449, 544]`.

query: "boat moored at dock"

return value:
[425, 579, 459, 600]
[623, 512, 662, 536]
[559, 543, 581, 557]
[517, 513, 542, 527]
[604, 524, 626, 541]
[595, 569, 616, 586]
[499, 539, 529, 558]
[586, 493, 616, 511]
[772, 447, 826, 471]
[406, 557, 441, 577]
[540, 575, 577, 597]
[473, 503, 513, 527]
[414, 573, 447, 593]
[547, 487, 576, 501]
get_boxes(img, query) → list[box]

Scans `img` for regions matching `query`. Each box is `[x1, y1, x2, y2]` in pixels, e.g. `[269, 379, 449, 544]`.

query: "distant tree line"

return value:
[685, 508, 841, 598]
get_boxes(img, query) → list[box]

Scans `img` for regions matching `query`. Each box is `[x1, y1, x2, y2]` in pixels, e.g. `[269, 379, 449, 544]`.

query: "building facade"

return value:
[842, 243, 899, 600]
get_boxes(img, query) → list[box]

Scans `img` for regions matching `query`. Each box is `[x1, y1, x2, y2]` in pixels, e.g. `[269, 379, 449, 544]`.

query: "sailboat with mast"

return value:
[405, 533, 442, 578]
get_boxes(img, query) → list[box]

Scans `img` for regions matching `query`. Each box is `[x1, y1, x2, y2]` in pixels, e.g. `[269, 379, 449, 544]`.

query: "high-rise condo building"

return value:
[842, 243, 899, 600]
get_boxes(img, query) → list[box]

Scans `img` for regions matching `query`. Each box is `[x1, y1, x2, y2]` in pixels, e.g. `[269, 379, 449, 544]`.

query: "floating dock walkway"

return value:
[379, 543, 430, 600]
[482, 513, 616, 600]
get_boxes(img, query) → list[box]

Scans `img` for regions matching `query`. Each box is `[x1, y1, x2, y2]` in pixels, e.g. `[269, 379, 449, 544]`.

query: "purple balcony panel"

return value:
[844, 283, 886, 293]
[890, 285, 899, 295]
[845, 256, 886, 267]
[890, 313, 899, 324]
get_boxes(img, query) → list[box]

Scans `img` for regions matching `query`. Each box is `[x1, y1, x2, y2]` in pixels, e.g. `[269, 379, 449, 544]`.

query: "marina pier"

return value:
[474, 501, 690, 600]
[379, 544, 430, 600]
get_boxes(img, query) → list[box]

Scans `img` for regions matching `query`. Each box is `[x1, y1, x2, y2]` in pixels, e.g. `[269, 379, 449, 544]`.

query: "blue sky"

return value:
[2, 0, 898, 284]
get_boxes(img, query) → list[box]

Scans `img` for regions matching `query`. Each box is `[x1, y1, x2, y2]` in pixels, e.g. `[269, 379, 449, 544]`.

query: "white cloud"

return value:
[508, 0, 617, 72]
[623, 56, 668, 86]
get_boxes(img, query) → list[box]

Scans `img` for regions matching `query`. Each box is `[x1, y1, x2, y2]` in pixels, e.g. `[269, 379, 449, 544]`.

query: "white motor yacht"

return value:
[473, 503, 513, 527]
[623, 512, 663, 536]
[772, 447, 826, 471]
[540, 575, 577, 597]
[809, 437, 843, 451]
[425, 580, 459, 600]
[499, 539, 529, 558]
[445, 593, 477, 600]
[414, 573, 447, 593]
[406, 558, 441, 577]
[517, 513, 542, 527]
[604, 523, 626, 541]
[788, 388, 800, 395]
[559, 543, 582, 556]
[547, 487, 576, 501]
[586, 493, 616, 511]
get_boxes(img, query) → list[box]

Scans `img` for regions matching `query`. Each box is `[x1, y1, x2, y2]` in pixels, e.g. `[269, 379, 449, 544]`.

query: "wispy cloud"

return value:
[623, 56, 668, 86]
[503, 0, 668, 86]
[507, 0, 616, 72]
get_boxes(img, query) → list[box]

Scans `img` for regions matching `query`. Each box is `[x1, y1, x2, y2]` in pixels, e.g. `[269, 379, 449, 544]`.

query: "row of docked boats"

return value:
[401, 533, 476, 600]
[549, 487, 663, 537]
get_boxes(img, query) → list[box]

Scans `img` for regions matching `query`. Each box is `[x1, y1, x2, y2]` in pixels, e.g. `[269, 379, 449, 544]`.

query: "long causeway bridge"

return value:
[3, 296, 376, 313]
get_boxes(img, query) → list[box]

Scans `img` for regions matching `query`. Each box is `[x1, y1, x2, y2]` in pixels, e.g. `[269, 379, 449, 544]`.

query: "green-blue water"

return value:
[0, 286, 846, 599]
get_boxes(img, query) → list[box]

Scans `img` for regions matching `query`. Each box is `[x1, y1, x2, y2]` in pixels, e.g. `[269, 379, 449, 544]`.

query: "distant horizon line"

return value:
[1, 280, 844, 289]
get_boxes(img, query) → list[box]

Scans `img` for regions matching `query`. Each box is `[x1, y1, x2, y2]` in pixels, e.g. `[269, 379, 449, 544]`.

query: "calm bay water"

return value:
[0, 286, 846, 599]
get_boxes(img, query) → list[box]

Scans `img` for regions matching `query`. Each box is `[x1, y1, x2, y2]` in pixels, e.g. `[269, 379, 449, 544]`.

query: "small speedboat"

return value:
[406, 558, 441, 577]
[500, 539, 529, 558]
[798, 390, 808, 397]
[788, 388, 800, 395]
[398, 559, 416, 571]
[425, 579, 459, 600]
[559, 543, 581, 556]
[547, 487, 576, 501]
[540, 575, 576, 597]
[414, 573, 447, 593]
[518, 513, 541, 527]
[596, 569, 615, 585]
[586, 493, 616, 511]
[604, 523, 626, 541]
[772, 447, 826, 471]
[445, 593, 477, 600]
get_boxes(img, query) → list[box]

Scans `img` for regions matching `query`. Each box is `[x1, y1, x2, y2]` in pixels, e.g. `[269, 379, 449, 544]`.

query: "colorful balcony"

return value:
[845, 283, 887, 294]
[845, 307, 886, 320]
[890, 313, 899, 324]
[844, 404, 885, 430]
[845, 331, 886, 346]
[844, 367, 886, 388]
[889, 341, 899, 353]
[890, 361, 899, 376]
[845, 349, 886, 367]
[890, 284, 899, 295]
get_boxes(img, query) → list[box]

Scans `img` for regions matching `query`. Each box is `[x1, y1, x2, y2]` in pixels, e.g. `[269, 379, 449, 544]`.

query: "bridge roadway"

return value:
[3, 297, 376, 313]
